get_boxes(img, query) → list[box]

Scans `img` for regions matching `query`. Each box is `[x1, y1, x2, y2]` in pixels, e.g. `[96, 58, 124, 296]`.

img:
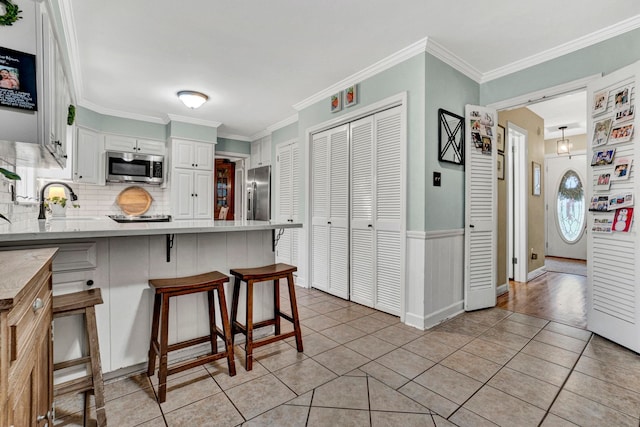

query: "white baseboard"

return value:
[405, 300, 464, 331]
[496, 283, 509, 296]
[528, 266, 546, 281]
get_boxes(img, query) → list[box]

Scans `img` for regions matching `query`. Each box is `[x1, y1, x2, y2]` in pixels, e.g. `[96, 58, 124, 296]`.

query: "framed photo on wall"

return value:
[497, 153, 505, 180]
[0, 46, 38, 111]
[532, 162, 541, 196]
[497, 125, 505, 153]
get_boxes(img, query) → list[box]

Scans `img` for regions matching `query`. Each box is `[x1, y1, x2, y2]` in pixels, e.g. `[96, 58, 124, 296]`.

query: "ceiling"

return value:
[527, 91, 587, 140]
[66, 1, 640, 139]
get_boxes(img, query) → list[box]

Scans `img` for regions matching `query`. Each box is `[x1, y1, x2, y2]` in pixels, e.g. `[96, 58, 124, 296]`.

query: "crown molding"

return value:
[425, 38, 483, 83]
[166, 114, 222, 128]
[266, 113, 299, 133]
[250, 129, 271, 141]
[53, 0, 83, 100]
[217, 132, 252, 142]
[481, 14, 640, 83]
[293, 38, 429, 111]
[78, 99, 168, 124]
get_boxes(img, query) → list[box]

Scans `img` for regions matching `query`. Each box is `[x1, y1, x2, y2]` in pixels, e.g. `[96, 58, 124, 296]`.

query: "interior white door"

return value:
[276, 141, 300, 266]
[350, 115, 375, 307]
[586, 62, 640, 353]
[545, 155, 587, 259]
[310, 126, 349, 299]
[464, 104, 498, 311]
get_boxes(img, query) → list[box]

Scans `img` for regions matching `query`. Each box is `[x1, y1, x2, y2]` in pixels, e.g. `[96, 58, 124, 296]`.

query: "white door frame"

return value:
[216, 150, 250, 220]
[488, 74, 601, 284]
[507, 123, 528, 282]
[304, 92, 407, 320]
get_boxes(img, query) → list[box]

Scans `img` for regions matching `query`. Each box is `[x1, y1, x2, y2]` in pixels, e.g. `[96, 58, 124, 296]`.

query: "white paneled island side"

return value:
[0, 219, 303, 377]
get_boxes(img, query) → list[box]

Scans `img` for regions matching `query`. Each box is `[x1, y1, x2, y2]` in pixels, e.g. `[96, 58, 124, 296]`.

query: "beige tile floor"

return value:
[53, 284, 640, 427]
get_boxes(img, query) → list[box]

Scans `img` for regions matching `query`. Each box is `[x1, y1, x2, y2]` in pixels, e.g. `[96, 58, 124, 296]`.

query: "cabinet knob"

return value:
[86, 280, 94, 287]
[192, 164, 195, 167]
[368, 224, 373, 228]
[195, 164, 198, 167]
[79, 176, 83, 179]
[327, 221, 331, 225]
[63, 155, 68, 159]
[32, 298, 44, 312]
[36, 411, 50, 422]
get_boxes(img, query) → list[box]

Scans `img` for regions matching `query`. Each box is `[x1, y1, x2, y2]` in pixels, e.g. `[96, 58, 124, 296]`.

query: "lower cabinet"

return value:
[0, 249, 56, 427]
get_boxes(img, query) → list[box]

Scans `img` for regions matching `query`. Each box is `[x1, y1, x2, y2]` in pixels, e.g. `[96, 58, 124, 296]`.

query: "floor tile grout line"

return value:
[537, 331, 593, 426]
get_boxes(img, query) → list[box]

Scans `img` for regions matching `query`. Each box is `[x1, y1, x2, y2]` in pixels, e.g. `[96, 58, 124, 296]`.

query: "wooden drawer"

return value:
[7, 267, 52, 378]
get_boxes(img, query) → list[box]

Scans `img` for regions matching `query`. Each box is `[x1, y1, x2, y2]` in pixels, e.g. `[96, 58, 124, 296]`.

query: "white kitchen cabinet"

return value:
[275, 140, 300, 266]
[171, 169, 213, 220]
[250, 135, 271, 168]
[74, 128, 102, 184]
[41, 6, 72, 168]
[172, 139, 214, 170]
[105, 134, 165, 155]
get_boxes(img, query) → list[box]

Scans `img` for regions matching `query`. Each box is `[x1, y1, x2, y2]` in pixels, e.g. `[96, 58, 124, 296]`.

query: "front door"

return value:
[545, 155, 587, 259]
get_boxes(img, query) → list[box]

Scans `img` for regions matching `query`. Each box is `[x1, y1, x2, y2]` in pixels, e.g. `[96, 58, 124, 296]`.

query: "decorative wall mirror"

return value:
[438, 109, 464, 165]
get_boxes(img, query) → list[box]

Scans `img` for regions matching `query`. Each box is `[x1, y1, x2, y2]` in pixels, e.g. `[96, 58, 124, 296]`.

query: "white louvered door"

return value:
[328, 127, 350, 299]
[310, 105, 405, 314]
[350, 115, 375, 307]
[374, 107, 403, 315]
[587, 63, 640, 353]
[276, 141, 300, 267]
[464, 105, 497, 311]
[311, 126, 349, 298]
[311, 132, 329, 291]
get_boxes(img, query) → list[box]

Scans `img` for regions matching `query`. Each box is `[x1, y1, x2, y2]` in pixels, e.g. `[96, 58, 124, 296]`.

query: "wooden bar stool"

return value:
[147, 271, 236, 403]
[53, 288, 107, 427]
[230, 263, 303, 371]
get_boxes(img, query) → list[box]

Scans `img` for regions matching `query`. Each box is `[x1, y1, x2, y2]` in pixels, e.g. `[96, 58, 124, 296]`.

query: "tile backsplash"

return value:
[65, 183, 170, 217]
[1, 177, 170, 225]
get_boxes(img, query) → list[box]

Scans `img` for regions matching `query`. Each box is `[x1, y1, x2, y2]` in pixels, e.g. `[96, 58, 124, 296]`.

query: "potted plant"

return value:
[0, 167, 20, 223]
[44, 195, 79, 217]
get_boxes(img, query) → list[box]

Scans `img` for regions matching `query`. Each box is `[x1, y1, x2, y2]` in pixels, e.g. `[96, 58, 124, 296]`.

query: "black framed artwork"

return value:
[0, 46, 37, 111]
[438, 109, 464, 165]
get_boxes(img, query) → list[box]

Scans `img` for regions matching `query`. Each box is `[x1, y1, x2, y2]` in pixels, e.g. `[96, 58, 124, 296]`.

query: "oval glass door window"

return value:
[556, 170, 585, 243]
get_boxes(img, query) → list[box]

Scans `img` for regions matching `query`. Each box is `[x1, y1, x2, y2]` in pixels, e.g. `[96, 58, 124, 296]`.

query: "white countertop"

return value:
[0, 217, 302, 243]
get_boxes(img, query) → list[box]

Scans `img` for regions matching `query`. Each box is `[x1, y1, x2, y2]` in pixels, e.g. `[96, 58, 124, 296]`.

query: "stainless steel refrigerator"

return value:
[246, 165, 271, 220]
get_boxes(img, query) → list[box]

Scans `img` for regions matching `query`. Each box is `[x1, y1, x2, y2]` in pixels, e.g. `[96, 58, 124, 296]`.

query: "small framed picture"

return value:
[497, 125, 505, 153]
[532, 162, 541, 196]
[613, 86, 631, 111]
[615, 105, 634, 123]
[497, 152, 505, 180]
[595, 171, 612, 190]
[609, 123, 634, 144]
[592, 89, 609, 116]
[591, 148, 616, 166]
[592, 118, 612, 147]
[330, 92, 342, 113]
[481, 136, 492, 155]
[345, 85, 357, 107]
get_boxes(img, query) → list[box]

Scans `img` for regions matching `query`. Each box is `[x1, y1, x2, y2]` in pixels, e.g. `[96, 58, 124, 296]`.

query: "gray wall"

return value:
[216, 137, 251, 154]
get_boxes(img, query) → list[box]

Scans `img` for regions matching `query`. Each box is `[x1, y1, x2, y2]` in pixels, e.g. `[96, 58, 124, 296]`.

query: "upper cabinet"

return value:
[75, 128, 102, 185]
[171, 139, 214, 170]
[105, 134, 165, 156]
[250, 135, 271, 168]
[40, 5, 73, 168]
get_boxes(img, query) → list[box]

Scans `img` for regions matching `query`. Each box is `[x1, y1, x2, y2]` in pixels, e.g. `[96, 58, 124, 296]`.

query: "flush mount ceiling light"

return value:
[177, 90, 208, 109]
[556, 125, 572, 156]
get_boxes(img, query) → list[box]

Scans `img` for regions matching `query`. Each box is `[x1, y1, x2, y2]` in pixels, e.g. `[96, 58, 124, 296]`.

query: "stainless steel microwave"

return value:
[106, 151, 164, 184]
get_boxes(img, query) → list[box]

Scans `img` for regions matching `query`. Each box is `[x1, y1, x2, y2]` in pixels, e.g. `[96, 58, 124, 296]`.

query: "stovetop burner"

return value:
[108, 215, 172, 223]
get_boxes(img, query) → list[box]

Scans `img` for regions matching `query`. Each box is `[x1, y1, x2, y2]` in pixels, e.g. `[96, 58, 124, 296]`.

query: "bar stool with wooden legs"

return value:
[230, 263, 303, 371]
[52, 288, 107, 427]
[147, 271, 236, 403]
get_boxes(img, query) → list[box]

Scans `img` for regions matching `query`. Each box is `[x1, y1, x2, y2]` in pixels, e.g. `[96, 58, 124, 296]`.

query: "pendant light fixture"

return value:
[177, 90, 209, 109]
[556, 125, 572, 156]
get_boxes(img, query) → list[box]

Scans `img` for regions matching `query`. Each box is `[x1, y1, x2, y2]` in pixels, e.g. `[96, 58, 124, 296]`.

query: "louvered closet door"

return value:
[328, 126, 350, 299]
[350, 115, 375, 307]
[587, 63, 640, 353]
[276, 143, 293, 264]
[374, 107, 403, 315]
[311, 132, 330, 291]
[291, 143, 301, 267]
[464, 105, 497, 310]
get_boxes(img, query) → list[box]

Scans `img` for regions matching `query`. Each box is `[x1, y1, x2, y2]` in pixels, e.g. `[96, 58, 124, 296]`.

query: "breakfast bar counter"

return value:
[0, 219, 303, 377]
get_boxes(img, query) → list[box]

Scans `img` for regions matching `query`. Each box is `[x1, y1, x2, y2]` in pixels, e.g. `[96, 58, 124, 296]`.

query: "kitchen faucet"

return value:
[38, 182, 78, 220]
